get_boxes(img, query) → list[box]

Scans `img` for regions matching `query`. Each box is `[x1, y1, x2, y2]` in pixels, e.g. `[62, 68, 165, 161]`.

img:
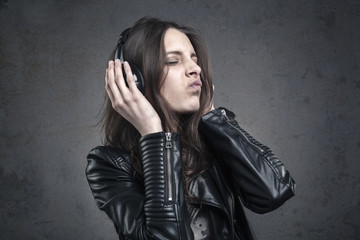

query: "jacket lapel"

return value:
[189, 165, 230, 217]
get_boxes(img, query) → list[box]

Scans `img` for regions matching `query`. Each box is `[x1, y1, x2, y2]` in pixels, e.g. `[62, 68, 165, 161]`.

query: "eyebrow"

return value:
[166, 51, 197, 57]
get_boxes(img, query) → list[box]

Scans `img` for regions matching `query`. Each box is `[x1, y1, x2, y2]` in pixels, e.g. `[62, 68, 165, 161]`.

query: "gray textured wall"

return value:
[1, 0, 359, 239]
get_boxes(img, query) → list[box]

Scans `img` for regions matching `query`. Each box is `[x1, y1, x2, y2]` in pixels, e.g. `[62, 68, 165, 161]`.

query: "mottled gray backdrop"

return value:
[1, 0, 359, 239]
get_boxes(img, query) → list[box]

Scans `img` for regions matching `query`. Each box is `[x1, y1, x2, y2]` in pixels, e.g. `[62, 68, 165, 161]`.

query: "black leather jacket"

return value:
[86, 108, 295, 239]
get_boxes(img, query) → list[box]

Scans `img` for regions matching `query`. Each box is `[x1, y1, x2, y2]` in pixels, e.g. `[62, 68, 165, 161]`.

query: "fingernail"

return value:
[124, 61, 129, 68]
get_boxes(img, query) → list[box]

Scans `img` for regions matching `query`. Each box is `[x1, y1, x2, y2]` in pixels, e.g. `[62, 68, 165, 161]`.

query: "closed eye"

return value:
[165, 52, 198, 66]
[191, 53, 198, 63]
[165, 60, 179, 65]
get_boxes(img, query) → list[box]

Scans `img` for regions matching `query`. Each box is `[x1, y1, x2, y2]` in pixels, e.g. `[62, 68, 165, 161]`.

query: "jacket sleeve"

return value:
[85, 132, 193, 240]
[198, 107, 296, 214]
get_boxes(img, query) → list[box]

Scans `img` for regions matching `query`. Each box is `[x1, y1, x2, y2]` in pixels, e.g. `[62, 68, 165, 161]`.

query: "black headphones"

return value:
[114, 28, 145, 94]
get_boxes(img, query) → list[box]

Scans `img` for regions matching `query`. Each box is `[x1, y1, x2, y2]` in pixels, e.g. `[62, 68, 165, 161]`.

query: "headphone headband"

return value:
[115, 27, 131, 62]
[117, 27, 131, 46]
[114, 27, 145, 94]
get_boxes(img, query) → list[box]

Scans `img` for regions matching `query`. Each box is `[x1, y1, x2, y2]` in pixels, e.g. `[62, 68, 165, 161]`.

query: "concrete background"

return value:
[1, 0, 359, 239]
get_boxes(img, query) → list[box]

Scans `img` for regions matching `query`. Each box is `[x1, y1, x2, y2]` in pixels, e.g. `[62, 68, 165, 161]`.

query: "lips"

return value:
[188, 79, 202, 91]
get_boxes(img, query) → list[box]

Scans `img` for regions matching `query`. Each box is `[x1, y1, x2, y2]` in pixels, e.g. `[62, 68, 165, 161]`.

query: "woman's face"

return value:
[161, 28, 202, 114]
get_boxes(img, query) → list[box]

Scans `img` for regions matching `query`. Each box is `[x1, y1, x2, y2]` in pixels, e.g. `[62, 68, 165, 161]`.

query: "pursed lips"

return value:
[188, 79, 202, 91]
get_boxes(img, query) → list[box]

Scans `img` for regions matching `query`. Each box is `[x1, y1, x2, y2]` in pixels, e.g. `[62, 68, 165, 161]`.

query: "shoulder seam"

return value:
[88, 146, 132, 170]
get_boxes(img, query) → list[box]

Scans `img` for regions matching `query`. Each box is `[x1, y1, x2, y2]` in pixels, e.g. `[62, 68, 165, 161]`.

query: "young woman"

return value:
[86, 17, 295, 240]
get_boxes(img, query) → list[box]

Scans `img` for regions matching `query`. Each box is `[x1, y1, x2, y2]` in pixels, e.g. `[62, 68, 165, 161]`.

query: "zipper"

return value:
[165, 132, 173, 201]
[220, 109, 265, 155]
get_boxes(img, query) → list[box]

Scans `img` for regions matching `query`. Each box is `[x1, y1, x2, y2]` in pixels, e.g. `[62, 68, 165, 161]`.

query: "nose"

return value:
[186, 59, 201, 78]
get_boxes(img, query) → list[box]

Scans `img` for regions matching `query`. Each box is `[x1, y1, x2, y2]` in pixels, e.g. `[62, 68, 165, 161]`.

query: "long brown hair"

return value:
[101, 17, 214, 198]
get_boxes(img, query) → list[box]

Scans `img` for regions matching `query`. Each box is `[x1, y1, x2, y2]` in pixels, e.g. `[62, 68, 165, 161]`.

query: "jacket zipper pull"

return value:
[220, 109, 229, 120]
[165, 132, 172, 148]
[165, 132, 173, 201]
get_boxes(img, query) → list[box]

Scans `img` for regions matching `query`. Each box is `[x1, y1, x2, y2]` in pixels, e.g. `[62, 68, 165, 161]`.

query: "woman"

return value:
[86, 16, 295, 240]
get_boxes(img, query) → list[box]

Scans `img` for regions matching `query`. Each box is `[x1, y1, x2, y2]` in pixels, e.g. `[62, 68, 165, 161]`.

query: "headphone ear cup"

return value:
[124, 62, 145, 94]
[115, 28, 145, 94]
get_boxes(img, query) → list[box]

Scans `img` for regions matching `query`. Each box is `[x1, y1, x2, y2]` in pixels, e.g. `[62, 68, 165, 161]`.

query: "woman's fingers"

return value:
[106, 60, 125, 109]
[104, 60, 162, 135]
[114, 59, 128, 92]
[105, 61, 116, 101]
[123, 61, 138, 92]
[105, 59, 141, 110]
[105, 67, 115, 102]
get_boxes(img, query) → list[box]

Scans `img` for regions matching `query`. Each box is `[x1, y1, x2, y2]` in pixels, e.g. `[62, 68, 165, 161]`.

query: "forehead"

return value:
[163, 28, 195, 52]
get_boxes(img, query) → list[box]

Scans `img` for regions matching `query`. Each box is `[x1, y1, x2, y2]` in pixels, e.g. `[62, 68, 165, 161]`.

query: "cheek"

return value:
[161, 82, 178, 105]
[161, 73, 179, 99]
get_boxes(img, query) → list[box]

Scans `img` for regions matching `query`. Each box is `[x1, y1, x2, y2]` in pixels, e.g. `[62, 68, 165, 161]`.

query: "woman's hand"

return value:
[105, 59, 163, 136]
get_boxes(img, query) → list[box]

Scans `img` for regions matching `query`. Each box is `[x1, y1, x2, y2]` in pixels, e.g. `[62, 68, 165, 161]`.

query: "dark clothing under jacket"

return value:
[86, 107, 296, 240]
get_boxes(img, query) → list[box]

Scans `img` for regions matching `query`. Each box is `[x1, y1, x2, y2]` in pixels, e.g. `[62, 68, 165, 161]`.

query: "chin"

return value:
[179, 110, 198, 115]
[171, 99, 200, 114]
[177, 105, 200, 114]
